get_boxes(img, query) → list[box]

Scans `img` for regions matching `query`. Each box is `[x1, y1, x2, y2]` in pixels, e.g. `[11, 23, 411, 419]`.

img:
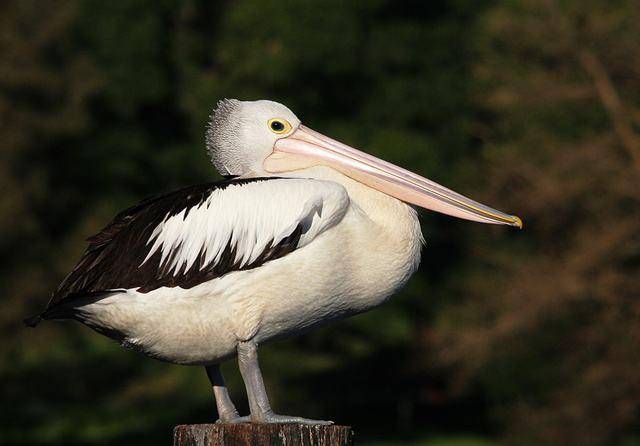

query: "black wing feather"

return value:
[42, 177, 302, 315]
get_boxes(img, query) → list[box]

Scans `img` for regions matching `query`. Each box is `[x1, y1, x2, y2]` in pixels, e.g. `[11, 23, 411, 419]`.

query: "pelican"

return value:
[25, 99, 521, 425]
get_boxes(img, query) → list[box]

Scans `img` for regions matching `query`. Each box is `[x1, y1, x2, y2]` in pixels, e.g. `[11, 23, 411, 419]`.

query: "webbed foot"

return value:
[252, 411, 333, 425]
[217, 414, 251, 424]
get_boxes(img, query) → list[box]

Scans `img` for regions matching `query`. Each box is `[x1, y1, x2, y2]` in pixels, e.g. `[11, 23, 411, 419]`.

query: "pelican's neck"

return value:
[283, 166, 420, 232]
[285, 166, 423, 308]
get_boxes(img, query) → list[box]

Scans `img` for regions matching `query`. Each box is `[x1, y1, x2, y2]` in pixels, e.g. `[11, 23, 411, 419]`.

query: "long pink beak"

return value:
[265, 125, 522, 228]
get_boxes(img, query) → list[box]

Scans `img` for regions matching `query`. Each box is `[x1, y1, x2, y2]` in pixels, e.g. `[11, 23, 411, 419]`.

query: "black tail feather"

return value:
[23, 314, 43, 328]
[23, 291, 115, 328]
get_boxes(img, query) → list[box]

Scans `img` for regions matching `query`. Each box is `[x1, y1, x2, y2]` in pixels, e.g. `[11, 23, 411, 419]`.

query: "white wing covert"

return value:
[142, 178, 350, 278]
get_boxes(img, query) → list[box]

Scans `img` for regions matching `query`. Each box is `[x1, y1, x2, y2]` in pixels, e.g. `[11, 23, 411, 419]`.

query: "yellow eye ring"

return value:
[268, 118, 292, 134]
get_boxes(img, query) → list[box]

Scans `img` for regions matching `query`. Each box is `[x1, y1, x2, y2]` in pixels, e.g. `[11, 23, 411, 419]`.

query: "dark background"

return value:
[2, 1, 639, 445]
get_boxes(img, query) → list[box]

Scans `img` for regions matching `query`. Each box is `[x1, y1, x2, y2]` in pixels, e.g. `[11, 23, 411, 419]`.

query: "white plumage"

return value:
[78, 168, 422, 365]
[141, 179, 349, 276]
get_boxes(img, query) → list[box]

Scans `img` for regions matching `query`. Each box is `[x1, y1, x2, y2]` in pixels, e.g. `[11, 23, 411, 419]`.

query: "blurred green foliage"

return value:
[1, 0, 638, 445]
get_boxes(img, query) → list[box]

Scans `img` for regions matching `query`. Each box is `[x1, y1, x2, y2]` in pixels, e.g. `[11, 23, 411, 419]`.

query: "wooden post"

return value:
[173, 423, 354, 446]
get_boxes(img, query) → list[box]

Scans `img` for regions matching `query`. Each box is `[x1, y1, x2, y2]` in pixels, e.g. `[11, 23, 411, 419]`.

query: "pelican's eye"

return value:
[268, 118, 292, 134]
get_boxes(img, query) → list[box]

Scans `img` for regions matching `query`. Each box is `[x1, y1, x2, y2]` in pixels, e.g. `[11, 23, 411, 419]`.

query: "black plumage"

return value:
[26, 177, 304, 325]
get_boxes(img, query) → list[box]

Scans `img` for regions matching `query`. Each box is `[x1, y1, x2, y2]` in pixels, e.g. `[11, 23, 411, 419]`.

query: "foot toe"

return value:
[256, 413, 333, 425]
[217, 414, 251, 424]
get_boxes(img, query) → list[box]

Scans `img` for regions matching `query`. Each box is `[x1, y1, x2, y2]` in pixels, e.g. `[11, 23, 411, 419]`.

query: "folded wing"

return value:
[49, 177, 350, 309]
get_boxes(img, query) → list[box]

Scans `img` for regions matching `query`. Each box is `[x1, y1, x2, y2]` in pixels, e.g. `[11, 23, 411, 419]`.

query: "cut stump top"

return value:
[173, 423, 354, 446]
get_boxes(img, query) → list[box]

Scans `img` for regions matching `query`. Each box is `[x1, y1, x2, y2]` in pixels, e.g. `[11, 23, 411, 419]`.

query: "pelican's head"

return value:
[207, 98, 522, 228]
[206, 99, 300, 176]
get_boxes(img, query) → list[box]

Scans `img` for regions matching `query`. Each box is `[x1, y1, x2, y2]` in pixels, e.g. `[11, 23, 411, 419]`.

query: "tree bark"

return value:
[173, 424, 354, 446]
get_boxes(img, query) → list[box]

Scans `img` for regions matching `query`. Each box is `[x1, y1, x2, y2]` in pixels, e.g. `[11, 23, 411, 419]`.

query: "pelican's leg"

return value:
[237, 340, 332, 425]
[205, 364, 250, 423]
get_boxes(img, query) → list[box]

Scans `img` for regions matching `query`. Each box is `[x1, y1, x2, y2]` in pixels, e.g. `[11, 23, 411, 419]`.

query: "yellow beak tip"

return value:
[512, 216, 523, 229]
